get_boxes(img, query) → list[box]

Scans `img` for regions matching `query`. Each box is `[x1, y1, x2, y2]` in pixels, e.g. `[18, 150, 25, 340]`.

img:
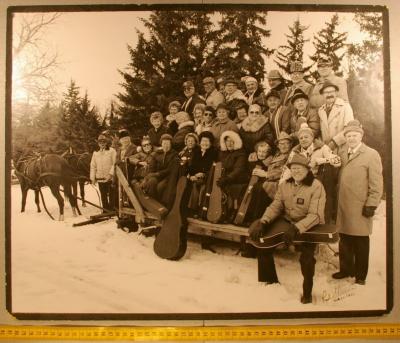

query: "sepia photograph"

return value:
[6, 4, 391, 319]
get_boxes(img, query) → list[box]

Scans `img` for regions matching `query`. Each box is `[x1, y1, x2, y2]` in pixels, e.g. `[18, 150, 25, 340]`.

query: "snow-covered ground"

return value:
[10, 184, 387, 315]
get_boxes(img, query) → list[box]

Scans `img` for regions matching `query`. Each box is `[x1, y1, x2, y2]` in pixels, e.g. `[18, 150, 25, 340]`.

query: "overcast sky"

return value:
[12, 10, 369, 113]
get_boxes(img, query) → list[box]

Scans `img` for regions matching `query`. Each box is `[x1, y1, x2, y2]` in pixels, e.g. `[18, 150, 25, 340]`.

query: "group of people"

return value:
[89, 56, 384, 304]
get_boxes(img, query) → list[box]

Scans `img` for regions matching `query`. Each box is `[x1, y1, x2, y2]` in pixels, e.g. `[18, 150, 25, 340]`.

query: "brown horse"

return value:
[62, 150, 92, 207]
[14, 151, 80, 220]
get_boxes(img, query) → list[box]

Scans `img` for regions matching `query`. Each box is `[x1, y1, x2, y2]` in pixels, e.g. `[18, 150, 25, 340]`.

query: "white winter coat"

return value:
[90, 148, 116, 182]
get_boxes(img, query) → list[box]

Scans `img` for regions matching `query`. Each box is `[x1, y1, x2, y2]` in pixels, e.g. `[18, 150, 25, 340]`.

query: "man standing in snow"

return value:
[249, 153, 326, 304]
[332, 120, 383, 285]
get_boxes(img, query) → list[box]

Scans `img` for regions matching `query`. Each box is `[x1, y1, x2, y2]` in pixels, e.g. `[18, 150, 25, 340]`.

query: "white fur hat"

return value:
[220, 130, 243, 151]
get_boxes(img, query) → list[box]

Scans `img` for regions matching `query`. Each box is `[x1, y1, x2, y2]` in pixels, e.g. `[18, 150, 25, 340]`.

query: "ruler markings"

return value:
[0, 324, 400, 340]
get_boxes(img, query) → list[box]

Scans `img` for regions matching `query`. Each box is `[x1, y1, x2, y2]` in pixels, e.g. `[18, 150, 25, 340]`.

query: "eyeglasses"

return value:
[204, 112, 213, 116]
[142, 143, 152, 147]
[98, 140, 107, 143]
[249, 111, 260, 114]
[183, 87, 193, 91]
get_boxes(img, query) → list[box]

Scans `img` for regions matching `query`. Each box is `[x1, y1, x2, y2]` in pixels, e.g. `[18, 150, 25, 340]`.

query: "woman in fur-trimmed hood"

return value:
[172, 111, 195, 152]
[218, 130, 250, 222]
[239, 103, 274, 153]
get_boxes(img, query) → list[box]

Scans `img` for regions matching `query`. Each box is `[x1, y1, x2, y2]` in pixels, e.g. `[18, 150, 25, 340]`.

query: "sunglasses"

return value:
[249, 111, 260, 114]
[142, 143, 152, 147]
[204, 112, 213, 116]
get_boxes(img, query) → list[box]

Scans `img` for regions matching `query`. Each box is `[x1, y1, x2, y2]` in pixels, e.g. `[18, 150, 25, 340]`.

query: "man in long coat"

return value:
[332, 120, 383, 285]
[317, 80, 354, 222]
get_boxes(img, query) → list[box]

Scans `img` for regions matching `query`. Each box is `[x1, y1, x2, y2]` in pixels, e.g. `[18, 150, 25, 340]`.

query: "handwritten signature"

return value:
[321, 284, 356, 302]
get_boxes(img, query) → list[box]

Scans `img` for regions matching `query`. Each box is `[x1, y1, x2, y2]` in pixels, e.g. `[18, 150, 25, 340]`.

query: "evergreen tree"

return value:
[117, 11, 215, 138]
[210, 10, 274, 80]
[348, 12, 383, 74]
[274, 18, 310, 75]
[310, 13, 348, 73]
[58, 81, 102, 153]
[346, 12, 385, 179]
[31, 102, 63, 153]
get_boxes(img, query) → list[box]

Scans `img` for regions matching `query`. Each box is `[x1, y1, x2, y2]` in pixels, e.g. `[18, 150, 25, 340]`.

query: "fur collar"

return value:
[178, 120, 195, 130]
[287, 171, 315, 186]
[241, 116, 269, 132]
[220, 130, 243, 151]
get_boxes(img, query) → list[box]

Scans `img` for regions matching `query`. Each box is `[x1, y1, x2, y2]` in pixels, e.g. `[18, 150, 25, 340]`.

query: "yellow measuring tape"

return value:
[0, 324, 400, 340]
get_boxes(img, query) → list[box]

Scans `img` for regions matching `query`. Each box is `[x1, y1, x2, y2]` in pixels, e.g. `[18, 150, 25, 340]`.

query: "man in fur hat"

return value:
[332, 120, 383, 285]
[116, 129, 137, 164]
[309, 56, 349, 110]
[250, 153, 326, 304]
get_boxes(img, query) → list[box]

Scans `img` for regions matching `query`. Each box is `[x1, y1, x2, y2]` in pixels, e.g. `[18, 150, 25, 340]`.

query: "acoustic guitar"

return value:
[153, 175, 188, 260]
[131, 181, 168, 221]
[248, 219, 338, 249]
[199, 163, 215, 220]
[233, 165, 261, 226]
[206, 162, 225, 223]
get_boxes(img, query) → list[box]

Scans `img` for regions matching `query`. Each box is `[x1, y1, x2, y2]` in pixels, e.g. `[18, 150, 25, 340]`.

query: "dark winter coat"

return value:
[148, 149, 180, 181]
[210, 118, 239, 148]
[147, 125, 170, 147]
[167, 120, 178, 136]
[239, 116, 274, 153]
[289, 106, 321, 138]
[188, 146, 218, 177]
[283, 80, 313, 107]
[266, 105, 292, 141]
[245, 88, 267, 111]
[116, 143, 137, 163]
[271, 82, 288, 105]
[128, 151, 154, 180]
[181, 93, 206, 117]
[219, 149, 249, 185]
[172, 121, 195, 152]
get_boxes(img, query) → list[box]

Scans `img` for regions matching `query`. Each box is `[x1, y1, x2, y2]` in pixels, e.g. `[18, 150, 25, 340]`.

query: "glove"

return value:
[249, 221, 269, 241]
[362, 206, 376, 218]
[282, 224, 299, 246]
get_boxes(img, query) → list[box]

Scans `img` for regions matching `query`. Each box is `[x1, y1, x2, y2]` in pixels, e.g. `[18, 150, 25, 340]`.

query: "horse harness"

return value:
[15, 155, 61, 190]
